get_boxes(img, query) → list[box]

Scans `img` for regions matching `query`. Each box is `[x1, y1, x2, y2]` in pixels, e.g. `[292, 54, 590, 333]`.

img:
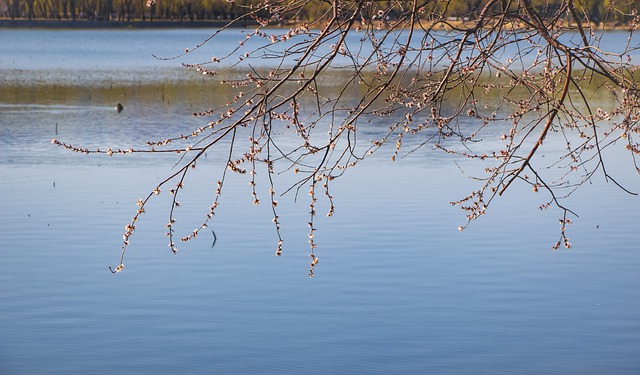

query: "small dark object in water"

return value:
[115, 103, 124, 113]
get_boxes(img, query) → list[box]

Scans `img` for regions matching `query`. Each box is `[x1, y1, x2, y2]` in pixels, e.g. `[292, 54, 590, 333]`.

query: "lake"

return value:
[1, 27, 640, 374]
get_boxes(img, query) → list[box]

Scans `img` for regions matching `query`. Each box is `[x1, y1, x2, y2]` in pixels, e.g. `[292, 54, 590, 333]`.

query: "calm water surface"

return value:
[1, 28, 640, 374]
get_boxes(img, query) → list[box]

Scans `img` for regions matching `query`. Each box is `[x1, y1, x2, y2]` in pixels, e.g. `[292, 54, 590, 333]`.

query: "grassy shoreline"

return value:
[1, 18, 633, 31]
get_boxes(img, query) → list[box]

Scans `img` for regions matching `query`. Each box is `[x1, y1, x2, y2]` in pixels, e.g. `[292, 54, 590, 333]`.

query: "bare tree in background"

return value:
[54, 0, 640, 276]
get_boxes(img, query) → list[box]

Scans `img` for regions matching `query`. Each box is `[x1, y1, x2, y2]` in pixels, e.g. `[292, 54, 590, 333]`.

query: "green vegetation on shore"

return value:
[1, 0, 638, 26]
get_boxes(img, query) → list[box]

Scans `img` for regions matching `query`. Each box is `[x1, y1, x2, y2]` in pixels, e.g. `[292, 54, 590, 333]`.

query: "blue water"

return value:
[1, 28, 640, 374]
[2, 27, 639, 84]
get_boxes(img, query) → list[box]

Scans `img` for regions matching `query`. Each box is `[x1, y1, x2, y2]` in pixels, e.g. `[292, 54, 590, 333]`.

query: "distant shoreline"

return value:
[0, 18, 631, 31]
[0, 19, 251, 29]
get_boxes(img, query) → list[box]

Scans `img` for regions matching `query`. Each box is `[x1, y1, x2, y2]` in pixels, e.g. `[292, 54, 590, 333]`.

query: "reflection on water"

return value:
[1, 28, 640, 374]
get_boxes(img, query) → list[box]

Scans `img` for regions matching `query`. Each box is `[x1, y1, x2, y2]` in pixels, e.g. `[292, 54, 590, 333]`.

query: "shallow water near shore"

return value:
[1, 28, 640, 374]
